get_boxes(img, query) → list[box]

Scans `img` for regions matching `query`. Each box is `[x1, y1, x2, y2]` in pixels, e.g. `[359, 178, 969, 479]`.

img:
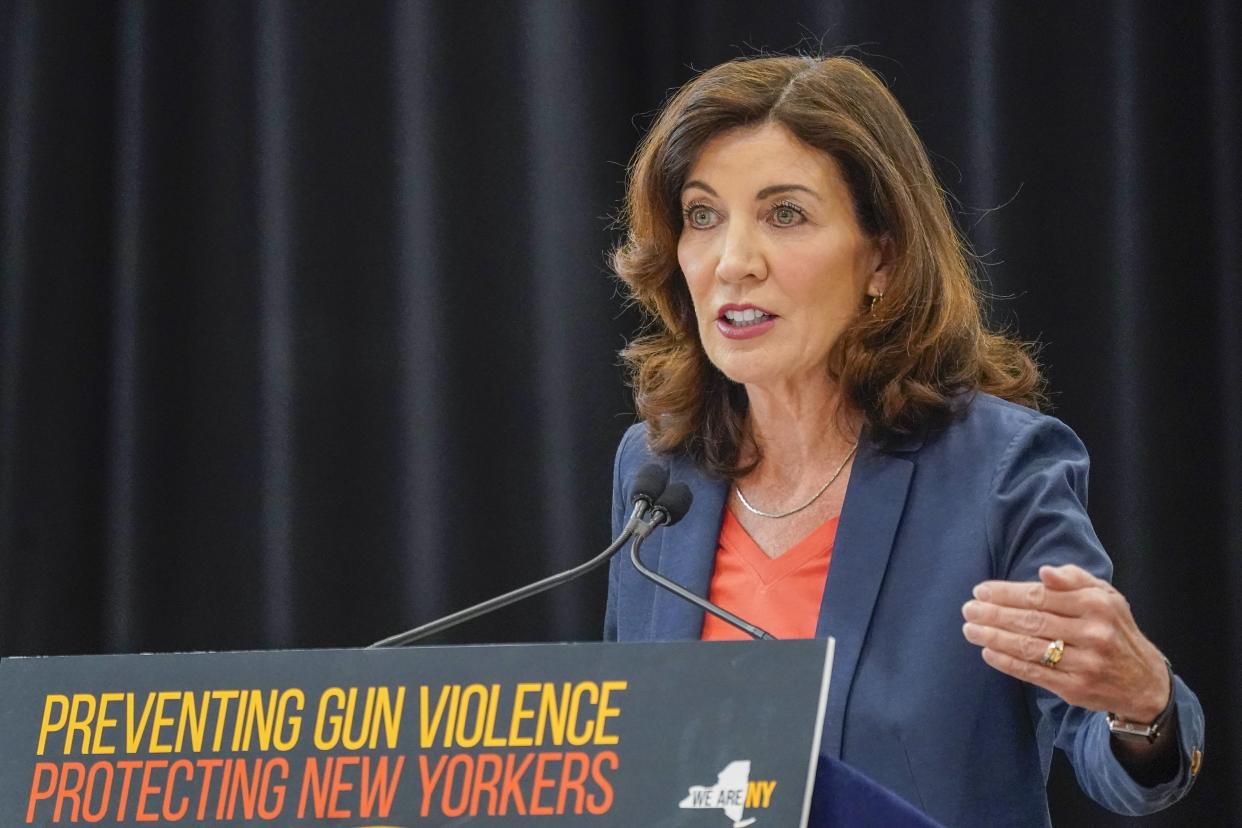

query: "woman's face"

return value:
[677, 122, 889, 391]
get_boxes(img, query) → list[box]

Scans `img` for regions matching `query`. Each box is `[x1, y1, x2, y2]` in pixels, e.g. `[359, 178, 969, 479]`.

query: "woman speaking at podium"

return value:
[602, 55, 1203, 825]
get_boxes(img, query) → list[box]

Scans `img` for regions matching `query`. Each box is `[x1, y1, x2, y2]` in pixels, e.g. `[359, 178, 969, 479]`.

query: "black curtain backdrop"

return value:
[1, 1, 1238, 824]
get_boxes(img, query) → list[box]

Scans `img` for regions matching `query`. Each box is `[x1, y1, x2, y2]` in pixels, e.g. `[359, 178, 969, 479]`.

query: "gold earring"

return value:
[868, 291, 884, 313]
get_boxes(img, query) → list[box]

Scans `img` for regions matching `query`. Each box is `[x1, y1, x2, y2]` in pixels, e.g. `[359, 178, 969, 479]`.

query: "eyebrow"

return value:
[681, 180, 822, 201]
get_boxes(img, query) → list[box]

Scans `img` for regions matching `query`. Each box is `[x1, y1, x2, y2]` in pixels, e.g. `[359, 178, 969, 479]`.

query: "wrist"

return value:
[1128, 670, 1171, 723]
[1108, 656, 1175, 744]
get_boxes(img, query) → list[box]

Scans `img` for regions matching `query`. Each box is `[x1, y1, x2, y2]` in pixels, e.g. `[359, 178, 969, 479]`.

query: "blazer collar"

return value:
[647, 452, 729, 639]
[644, 430, 916, 760]
[816, 435, 914, 758]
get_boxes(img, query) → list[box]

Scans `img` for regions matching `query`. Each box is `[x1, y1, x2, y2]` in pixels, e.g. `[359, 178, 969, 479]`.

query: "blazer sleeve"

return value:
[985, 414, 1205, 815]
[603, 424, 641, 642]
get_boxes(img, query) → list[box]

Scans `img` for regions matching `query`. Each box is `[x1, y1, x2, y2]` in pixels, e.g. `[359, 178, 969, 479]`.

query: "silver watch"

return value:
[1107, 657, 1176, 744]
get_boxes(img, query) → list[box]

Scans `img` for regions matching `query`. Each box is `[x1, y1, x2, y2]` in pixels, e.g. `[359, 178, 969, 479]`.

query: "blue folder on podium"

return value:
[813, 755, 944, 827]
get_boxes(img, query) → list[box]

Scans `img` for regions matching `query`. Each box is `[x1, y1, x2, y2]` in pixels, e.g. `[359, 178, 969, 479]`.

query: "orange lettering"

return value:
[587, 751, 617, 814]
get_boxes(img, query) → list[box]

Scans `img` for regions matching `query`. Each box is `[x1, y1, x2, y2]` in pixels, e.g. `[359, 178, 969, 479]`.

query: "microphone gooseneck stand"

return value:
[628, 491, 777, 641]
[368, 499, 649, 648]
[369, 464, 674, 648]
[368, 463, 776, 647]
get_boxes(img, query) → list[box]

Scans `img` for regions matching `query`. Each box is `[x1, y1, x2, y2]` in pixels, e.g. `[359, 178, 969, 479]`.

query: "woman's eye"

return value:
[685, 205, 716, 229]
[771, 204, 804, 227]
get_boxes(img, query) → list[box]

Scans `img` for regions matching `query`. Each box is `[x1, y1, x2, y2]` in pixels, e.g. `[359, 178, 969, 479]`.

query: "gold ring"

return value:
[1041, 639, 1065, 668]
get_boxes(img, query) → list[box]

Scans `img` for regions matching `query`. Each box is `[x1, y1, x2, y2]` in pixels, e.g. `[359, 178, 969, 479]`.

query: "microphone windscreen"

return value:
[631, 463, 669, 504]
[654, 482, 693, 525]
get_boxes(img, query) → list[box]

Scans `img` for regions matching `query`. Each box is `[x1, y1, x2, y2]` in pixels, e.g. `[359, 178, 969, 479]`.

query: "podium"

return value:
[1, 640, 941, 827]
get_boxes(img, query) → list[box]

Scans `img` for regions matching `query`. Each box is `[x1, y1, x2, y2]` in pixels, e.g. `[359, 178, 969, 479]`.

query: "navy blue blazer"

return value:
[604, 393, 1204, 827]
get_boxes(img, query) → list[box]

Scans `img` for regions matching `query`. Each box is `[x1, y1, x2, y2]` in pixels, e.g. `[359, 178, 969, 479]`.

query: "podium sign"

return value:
[0, 639, 832, 827]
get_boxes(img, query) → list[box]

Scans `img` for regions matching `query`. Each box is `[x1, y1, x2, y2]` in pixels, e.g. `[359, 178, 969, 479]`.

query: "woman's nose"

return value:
[714, 223, 766, 283]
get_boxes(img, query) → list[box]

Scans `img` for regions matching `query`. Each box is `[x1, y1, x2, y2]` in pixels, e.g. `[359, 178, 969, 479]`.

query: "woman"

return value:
[602, 55, 1204, 826]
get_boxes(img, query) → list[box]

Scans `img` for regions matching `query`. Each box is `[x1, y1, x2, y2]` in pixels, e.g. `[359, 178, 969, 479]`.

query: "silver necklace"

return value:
[734, 443, 859, 519]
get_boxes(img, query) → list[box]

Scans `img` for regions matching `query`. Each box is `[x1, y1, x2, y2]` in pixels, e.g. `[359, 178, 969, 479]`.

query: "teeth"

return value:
[724, 308, 770, 326]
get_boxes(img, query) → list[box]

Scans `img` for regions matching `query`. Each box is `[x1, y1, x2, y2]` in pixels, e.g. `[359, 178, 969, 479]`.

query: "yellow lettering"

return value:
[443, 685, 461, 747]
[342, 688, 366, 750]
[566, 682, 597, 746]
[245, 689, 276, 750]
[148, 691, 179, 752]
[537, 683, 570, 746]
[419, 685, 453, 749]
[209, 690, 239, 752]
[594, 681, 625, 745]
[274, 689, 304, 750]
[125, 692, 156, 753]
[315, 687, 345, 749]
[92, 693, 122, 755]
[508, 683, 538, 747]
[66, 694, 97, 754]
[482, 684, 505, 747]
[36, 695, 69, 756]
[746, 780, 776, 808]
[454, 684, 487, 748]
[176, 692, 209, 753]
[230, 689, 251, 750]
[372, 686, 402, 749]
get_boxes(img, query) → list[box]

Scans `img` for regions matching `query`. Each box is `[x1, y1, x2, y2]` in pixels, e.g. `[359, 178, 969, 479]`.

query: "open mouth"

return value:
[720, 308, 774, 328]
[715, 305, 777, 340]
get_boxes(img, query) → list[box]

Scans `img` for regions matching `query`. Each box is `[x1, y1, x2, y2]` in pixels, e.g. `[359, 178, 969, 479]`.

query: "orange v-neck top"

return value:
[700, 508, 838, 641]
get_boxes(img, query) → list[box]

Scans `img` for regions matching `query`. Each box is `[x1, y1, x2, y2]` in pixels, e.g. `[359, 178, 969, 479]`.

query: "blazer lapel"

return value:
[816, 434, 916, 758]
[647, 454, 729, 640]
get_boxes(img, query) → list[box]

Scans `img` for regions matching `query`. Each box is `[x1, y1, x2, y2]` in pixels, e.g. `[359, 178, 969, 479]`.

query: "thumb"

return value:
[1039, 564, 1096, 591]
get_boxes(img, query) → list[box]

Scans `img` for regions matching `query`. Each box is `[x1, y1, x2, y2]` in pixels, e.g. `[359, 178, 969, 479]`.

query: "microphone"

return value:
[625, 462, 670, 531]
[628, 483, 777, 641]
[632, 481, 693, 540]
[368, 463, 671, 648]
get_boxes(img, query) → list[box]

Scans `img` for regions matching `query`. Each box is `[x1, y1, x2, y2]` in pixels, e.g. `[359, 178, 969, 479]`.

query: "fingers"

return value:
[1038, 563, 1110, 592]
[972, 579, 1088, 616]
[963, 570, 1155, 715]
[964, 619, 1053, 665]
[961, 622, 1060, 666]
[973, 566, 1119, 617]
[961, 600, 1080, 642]
[979, 647, 1078, 697]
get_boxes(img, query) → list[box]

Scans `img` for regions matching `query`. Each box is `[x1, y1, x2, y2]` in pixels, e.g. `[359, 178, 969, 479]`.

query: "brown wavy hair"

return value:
[611, 55, 1044, 478]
